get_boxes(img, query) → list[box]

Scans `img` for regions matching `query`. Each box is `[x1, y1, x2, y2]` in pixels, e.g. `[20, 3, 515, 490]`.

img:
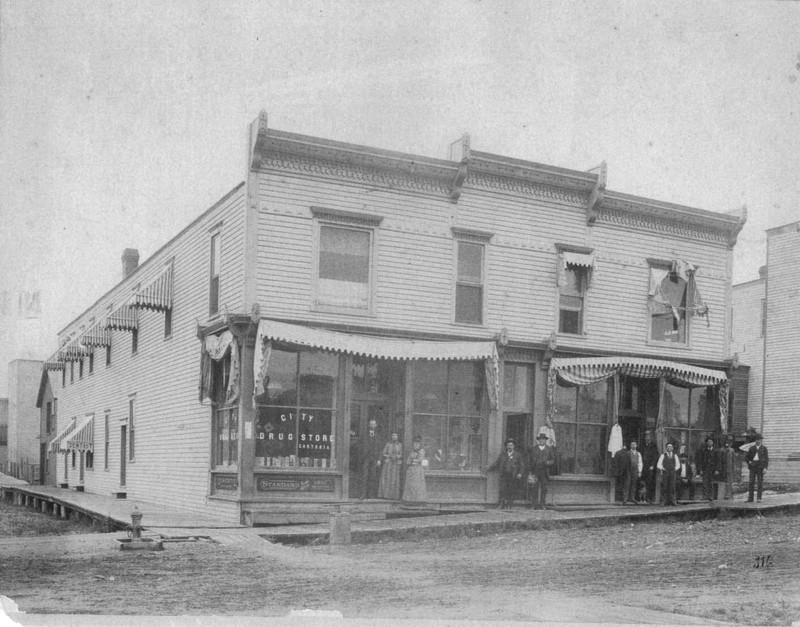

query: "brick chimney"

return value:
[122, 248, 140, 279]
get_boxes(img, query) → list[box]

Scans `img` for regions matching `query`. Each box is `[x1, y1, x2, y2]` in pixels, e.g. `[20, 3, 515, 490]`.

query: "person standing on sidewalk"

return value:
[696, 436, 720, 501]
[746, 434, 769, 503]
[529, 432, 556, 509]
[488, 439, 525, 509]
[720, 436, 736, 500]
[641, 430, 659, 504]
[657, 443, 679, 506]
[358, 419, 383, 499]
[623, 441, 643, 504]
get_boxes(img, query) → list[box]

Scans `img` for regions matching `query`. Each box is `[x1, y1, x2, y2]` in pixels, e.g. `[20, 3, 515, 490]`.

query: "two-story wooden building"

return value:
[43, 112, 745, 523]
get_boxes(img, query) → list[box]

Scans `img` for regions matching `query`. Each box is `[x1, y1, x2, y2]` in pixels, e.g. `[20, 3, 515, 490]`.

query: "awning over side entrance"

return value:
[66, 415, 94, 452]
[253, 319, 499, 407]
[547, 355, 729, 432]
[49, 419, 77, 453]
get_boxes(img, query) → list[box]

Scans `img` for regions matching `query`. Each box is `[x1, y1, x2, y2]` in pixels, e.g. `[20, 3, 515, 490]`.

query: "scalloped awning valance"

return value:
[131, 264, 173, 312]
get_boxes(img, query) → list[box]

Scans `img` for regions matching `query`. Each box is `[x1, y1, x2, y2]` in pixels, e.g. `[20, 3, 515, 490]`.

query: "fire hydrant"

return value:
[130, 506, 143, 541]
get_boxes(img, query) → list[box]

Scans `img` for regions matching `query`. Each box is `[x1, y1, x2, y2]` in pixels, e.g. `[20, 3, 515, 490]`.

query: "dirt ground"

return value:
[1, 499, 800, 625]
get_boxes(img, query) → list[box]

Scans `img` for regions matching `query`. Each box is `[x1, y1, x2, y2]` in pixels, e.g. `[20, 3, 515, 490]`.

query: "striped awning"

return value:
[49, 419, 77, 453]
[562, 251, 595, 268]
[131, 264, 173, 311]
[550, 356, 727, 387]
[44, 360, 65, 371]
[105, 304, 138, 331]
[81, 324, 112, 347]
[66, 415, 94, 452]
[58, 342, 93, 362]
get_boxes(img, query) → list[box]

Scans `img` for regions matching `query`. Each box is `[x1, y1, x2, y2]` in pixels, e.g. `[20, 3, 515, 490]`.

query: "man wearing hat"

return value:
[745, 434, 769, 503]
[488, 438, 526, 509]
[528, 430, 556, 509]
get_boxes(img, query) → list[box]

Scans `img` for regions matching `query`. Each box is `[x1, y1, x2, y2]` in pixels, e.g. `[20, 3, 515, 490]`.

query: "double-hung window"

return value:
[552, 379, 609, 475]
[128, 397, 135, 461]
[649, 262, 688, 343]
[556, 245, 594, 335]
[453, 228, 492, 325]
[209, 231, 221, 317]
[312, 207, 381, 314]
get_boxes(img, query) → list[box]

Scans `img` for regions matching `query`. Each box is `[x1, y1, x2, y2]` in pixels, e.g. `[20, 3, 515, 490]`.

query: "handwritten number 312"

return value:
[753, 555, 773, 568]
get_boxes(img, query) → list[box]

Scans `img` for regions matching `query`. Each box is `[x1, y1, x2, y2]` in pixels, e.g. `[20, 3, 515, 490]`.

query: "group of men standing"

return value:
[489, 432, 556, 509]
[613, 430, 769, 506]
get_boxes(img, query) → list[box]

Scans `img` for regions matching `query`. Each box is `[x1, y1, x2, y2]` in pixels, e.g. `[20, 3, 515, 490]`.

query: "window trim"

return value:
[209, 230, 221, 317]
[128, 395, 136, 462]
[555, 244, 594, 337]
[311, 209, 381, 316]
[104, 411, 110, 471]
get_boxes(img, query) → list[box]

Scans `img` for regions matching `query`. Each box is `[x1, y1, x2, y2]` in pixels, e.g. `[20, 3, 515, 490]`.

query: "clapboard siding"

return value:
[762, 224, 800, 480]
[51, 186, 246, 522]
[731, 278, 765, 433]
[256, 165, 732, 364]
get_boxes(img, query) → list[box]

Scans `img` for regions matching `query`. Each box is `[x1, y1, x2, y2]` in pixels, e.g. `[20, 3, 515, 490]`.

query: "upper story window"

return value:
[556, 246, 594, 335]
[311, 207, 382, 315]
[760, 298, 766, 338]
[453, 228, 492, 325]
[46, 401, 53, 433]
[649, 262, 688, 344]
[209, 231, 221, 316]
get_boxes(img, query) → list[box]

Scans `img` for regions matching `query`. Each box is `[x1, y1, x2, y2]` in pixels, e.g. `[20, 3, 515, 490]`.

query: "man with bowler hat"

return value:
[488, 438, 525, 509]
[746, 434, 769, 503]
[529, 430, 556, 509]
[641, 430, 660, 504]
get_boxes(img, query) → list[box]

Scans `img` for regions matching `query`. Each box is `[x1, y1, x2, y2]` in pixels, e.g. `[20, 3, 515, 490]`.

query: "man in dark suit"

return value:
[488, 439, 526, 509]
[696, 436, 720, 501]
[657, 443, 679, 506]
[529, 432, 556, 509]
[358, 419, 383, 499]
[746, 434, 769, 503]
[641, 430, 660, 504]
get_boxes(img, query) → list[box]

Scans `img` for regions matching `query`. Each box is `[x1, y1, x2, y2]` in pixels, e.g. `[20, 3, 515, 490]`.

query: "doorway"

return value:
[348, 400, 391, 499]
[618, 416, 643, 450]
[120, 425, 127, 487]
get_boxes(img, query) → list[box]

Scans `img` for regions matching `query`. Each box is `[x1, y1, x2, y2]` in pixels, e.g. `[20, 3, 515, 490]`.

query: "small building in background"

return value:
[0, 398, 8, 471]
[6, 359, 43, 482]
[734, 221, 800, 481]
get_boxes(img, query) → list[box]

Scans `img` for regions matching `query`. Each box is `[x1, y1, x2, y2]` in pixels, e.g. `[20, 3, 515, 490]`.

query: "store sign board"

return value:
[256, 475, 335, 492]
[214, 474, 238, 491]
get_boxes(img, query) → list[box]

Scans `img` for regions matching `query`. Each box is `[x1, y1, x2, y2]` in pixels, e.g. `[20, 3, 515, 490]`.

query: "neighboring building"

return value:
[44, 112, 745, 523]
[35, 366, 59, 486]
[6, 359, 43, 482]
[733, 221, 800, 482]
[0, 398, 8, 471]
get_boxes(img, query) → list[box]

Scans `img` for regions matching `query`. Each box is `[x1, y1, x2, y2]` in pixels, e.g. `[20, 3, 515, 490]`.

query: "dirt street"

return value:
[1, 500, 799, 624]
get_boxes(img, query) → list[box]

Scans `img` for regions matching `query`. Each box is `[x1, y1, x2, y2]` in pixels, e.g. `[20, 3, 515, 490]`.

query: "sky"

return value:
[1, 0, 799, 396]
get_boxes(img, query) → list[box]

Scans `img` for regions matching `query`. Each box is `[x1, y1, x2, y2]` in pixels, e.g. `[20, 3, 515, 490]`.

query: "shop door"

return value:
[348, 401, 391, 499]
[120, 426, 127, 487]
[618, 416, 642, 450]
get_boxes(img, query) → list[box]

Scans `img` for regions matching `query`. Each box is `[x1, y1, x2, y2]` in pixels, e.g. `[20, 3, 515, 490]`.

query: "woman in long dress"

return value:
[378, 432, 402, 500]
[402, 436, 427, 505]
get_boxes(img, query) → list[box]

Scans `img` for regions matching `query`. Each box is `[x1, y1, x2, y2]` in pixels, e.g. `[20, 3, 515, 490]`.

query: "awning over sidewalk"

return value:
[547, 355, 729, 432]
[253, 319, 499, 407]
[49, 419, 77, 453]
[66, 415, 94, 452]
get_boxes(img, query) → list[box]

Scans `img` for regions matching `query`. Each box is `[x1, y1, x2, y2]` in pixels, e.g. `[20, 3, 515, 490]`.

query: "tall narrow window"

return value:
[760, 298, 766, 338]
[88, 352, 94, 374]
[553, 379, 609, 475]
[317, 225, 372, 311]
[455, 241, 484, 324]
[106, 345, 112, 367]
[128, 398, 135, 461]
[62, 367, 66, 387]
[559, 266, 588, 334]
[209, 233, 221, 316]
[131, 329, 138, 355]
[79, 359, 84, 379]
[164, 308, 172, 338]
[104, 412, 110, 470]
[70, 362, 74, 384]
[46, 402, 53, 433]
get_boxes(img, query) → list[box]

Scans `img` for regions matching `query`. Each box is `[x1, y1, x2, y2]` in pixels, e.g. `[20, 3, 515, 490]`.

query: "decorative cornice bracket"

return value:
[586, 161, 607, 225]
[249, 110, 269, 171]
[449, 133, 471, 204]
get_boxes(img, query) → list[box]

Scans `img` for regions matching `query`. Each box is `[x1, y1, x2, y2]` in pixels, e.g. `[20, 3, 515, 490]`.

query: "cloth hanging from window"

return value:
[198, 331, 240, 405]
[557, 251, 595, 288]
[607, 422, 623, 454]
[649, 260, 708, 323]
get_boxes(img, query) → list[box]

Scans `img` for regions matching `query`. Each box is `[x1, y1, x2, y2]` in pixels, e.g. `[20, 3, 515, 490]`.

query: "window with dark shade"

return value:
[455, 241, 483, 324]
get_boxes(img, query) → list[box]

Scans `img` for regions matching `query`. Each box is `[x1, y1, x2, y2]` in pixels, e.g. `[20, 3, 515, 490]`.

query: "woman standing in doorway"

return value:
[402, 436, 427, 505]
[378, 431, 403, 500]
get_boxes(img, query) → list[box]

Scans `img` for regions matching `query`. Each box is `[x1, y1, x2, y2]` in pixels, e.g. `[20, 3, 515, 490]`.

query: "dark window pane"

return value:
[576, 424, 607, 474]
[457, 242, 483, 283]
[559, 309, 581, 334]
[262, 350, 298, 406]
[319, 227, 370, 283]
[663, 384, 690, 427]
[412, 414, 445, 469]
[693, 387, 718, 431]
[554, 422, 576, 473]
[448, 416, 482, 471]
[578, 381, 608, 424]
[413, 361, 448, 414]
[503, 364, 532, 409]
[553, 382, 577, 423]
[448, 361, 485, 415]
[299, 352, 338, 408]
[456, 284, 482, 323]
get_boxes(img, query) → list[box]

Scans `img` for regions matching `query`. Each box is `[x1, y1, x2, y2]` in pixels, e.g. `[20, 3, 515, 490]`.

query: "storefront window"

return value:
[663, 384, 718, 461]
[412, 361, 486, 472]
[255, 349, 339, 469]
[553, 380, 609, 475]
[211, 355, 238, 467]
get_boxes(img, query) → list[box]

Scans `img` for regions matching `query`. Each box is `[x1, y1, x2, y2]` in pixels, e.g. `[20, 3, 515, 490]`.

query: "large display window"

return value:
[255, 349, 339, 469]
[553, 379, 609, 475]
[411, 360, 486, 472]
